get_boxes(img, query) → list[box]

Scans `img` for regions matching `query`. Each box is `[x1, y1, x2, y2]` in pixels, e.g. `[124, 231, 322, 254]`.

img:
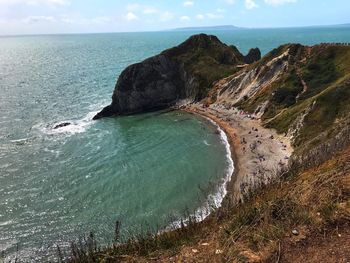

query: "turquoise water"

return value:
[1, 27, 350, 261]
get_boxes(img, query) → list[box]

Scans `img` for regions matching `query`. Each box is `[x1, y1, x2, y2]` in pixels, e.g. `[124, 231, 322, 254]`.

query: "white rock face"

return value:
[215, 49, 291, 109]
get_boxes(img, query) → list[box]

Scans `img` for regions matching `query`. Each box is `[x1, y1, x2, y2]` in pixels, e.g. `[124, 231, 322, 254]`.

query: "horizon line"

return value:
[0, 22, 349, 38]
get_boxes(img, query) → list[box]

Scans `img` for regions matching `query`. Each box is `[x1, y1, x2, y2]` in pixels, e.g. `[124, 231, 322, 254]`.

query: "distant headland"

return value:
[172, 25, 243, 31]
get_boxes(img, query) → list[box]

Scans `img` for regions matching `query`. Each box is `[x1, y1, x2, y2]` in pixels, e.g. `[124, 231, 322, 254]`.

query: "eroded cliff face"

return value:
[213, 44, 308, 107]
[215, 48, 290, 111]
[211, 43, 350, 162]
[112, 56, 185, 114]
[93, 55, 184, 119]
[93, 34, 260, 119]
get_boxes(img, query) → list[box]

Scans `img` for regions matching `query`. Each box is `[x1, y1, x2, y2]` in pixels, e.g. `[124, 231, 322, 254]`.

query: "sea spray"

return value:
[35, 100, 110, 136]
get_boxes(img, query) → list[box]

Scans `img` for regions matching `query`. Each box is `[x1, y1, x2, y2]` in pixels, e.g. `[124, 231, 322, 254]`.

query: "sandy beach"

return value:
[184, 103, 293, 203]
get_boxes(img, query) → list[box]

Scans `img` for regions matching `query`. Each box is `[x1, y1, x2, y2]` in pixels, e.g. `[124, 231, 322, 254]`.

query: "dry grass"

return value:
[220, 145, 350, 262]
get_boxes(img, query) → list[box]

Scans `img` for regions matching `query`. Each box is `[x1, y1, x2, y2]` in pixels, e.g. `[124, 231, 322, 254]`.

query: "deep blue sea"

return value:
[0, 27, 350, 261]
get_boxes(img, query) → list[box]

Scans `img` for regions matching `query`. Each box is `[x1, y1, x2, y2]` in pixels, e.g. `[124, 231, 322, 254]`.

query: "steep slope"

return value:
[211, 43, 350, 165]
[93, 34, 260, 119]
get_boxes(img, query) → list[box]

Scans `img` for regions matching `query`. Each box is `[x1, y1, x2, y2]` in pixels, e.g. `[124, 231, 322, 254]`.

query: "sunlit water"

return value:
[1, 27, 350, 261]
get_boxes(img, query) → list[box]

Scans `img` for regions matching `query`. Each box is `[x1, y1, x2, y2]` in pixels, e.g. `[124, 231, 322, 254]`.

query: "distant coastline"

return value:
[172, 25, 243, 31]
[1, 23, 349, 37]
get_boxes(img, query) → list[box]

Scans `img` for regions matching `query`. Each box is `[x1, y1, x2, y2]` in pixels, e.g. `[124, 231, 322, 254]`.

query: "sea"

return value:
[1, 26, 350, 261]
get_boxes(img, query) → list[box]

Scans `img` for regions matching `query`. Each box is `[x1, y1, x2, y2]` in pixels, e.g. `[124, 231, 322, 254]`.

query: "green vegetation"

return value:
[296, 79, 350, 145]
[265, 99, 308, 134]
[238, 45, 350, 149]
[272, 73, 303, 107]
[183, 55, 240, 99]
[163, 34, 244, 99]
[261, 71, 303, 121]
[300, 47, 340, 99]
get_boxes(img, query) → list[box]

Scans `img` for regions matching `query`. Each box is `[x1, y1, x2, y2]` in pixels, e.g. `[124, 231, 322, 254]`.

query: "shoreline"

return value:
[182, 103, 293, 204]
[183, 106, 240, 206]
[166, 112, 235, 230]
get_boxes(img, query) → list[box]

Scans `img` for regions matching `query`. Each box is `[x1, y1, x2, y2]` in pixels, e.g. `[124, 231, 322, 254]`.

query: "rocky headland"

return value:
[93, 34, 260, 119]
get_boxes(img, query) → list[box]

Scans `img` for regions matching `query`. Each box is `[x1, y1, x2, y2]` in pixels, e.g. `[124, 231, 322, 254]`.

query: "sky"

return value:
[0, 0, 349, 35]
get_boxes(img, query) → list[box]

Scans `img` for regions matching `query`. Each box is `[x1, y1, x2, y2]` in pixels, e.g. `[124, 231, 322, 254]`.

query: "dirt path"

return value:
[185, 103, 293, 203]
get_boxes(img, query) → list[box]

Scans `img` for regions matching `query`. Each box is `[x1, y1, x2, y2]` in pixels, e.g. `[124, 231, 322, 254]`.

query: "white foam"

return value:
[0, 238, 17, 254]
[203, 140, 210, 146]
[37, 109, 100, 136]
[166, 117, 234, 230]
[0, 220, 16, 227]
[34, 99, 110, 137]
[10, 138, 30, 145]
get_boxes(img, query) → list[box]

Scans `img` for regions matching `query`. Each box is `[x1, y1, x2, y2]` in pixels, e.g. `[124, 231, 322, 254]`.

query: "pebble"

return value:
[215, 249, 223, 254]
[192, 249, 199, 253]
[292, 229, 299, 236]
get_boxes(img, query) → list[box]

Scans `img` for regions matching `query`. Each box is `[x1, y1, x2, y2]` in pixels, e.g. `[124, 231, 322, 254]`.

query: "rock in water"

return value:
[93, 34, 260, 119]
[54, 122, 71, 129]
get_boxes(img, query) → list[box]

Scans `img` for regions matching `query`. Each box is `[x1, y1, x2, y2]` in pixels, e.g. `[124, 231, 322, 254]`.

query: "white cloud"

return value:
[126, 3, 140, 11]
[125, 5, 175, 23]
[160, 11, 174, 21]
[23, 15, 56, 23]
[245, 0, 258, 9]
[90, 16, 111, 24]
[143, 7, 158, 14]
[195, 13, 223, 20]
[183, 1, 194, 7]
[264, 0, 297, 6]
[0, 0, 70, 6]
[180, 15, 190, 21]
[125, 12, 138, 21]
[216, 8, 226, 13]
[225, 0, 235, 4]
[60, 15, 75, 24]
[206, 13, 223, 19]
[41, 0, 69, 5]
[56, 15, 113, 25]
